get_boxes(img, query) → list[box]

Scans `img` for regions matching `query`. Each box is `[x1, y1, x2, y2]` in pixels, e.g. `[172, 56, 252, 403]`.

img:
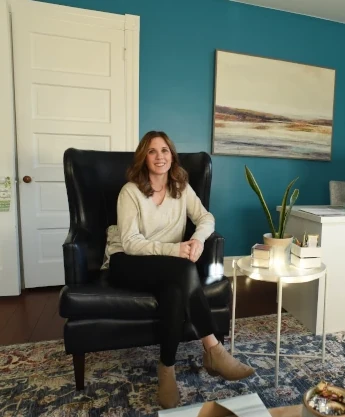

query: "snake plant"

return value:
[245, 166, 299, 239]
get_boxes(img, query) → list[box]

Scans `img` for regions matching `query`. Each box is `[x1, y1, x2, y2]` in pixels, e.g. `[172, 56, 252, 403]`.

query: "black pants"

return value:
[109, 253, 216, 366]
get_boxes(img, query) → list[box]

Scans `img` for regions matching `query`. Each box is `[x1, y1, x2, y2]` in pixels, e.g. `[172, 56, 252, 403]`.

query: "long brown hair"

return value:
[127, 131, 188, 198]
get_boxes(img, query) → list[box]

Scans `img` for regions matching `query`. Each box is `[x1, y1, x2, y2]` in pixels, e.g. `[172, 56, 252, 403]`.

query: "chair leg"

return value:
[73, 353, 85, 391]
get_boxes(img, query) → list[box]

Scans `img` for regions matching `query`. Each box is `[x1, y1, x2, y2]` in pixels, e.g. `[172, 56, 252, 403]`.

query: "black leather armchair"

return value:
[59, 149, 230, 390]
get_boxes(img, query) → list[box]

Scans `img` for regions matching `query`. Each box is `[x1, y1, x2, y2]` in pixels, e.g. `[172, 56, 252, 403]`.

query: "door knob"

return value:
[23, 176, 32, 183]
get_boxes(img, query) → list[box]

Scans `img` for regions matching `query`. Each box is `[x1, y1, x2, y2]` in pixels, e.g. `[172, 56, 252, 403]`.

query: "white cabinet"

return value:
[279, 206, 345, 334]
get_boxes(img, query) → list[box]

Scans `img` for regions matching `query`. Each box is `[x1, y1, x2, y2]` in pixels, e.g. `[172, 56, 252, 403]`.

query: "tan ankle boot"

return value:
[203, 342, 254, 381]
[158, 362, 180, 409]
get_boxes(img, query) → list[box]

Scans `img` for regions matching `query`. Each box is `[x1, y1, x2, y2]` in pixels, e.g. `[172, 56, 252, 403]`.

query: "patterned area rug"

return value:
[1, 313, 345, 417]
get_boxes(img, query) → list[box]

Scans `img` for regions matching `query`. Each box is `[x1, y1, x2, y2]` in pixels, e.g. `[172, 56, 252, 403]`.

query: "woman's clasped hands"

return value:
[179, 239, 203, 262]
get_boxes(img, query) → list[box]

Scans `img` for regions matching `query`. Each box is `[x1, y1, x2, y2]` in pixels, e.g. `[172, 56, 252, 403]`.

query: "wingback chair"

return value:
[329, 180, 345, 205]
[59, 148, 231, 390]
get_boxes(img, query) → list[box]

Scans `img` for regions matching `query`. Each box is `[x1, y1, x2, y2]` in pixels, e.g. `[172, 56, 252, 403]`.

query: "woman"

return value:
[105, 131, 254, 409]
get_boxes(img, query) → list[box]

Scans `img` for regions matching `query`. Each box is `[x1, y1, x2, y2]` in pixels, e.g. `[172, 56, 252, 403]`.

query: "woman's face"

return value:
[145, 137, 172, 177]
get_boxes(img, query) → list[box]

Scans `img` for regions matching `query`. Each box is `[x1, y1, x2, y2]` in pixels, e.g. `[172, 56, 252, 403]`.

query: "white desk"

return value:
[277, 205, 345, 335]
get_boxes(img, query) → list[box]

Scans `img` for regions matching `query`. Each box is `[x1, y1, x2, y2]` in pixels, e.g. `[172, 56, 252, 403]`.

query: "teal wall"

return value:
[38, 0, 345, 255]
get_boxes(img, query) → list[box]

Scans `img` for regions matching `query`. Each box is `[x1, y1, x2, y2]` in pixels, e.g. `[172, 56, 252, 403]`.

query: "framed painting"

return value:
[212, 50, 336, 161]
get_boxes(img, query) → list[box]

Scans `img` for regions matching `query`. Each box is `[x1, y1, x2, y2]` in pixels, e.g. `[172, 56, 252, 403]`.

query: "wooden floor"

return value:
[0, 286, 65, 346]
[0, 277, 278, 346]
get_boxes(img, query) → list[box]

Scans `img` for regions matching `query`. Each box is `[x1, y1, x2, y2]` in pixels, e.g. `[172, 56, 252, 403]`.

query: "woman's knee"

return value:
[171, 258, 200, 289]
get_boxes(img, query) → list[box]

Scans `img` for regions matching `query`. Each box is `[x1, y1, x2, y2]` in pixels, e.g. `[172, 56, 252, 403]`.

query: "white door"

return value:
[0, 0, 21, 295]
[12, 2, 139, 288]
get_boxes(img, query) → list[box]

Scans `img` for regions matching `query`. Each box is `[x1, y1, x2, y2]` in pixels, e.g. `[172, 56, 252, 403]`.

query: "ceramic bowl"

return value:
[303, 385, 345, 416]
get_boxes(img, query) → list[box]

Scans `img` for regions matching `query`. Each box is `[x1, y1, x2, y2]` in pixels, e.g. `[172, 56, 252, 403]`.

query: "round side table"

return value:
[231, 256, 327, 388]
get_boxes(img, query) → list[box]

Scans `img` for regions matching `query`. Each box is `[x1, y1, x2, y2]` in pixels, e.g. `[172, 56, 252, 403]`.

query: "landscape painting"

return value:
[212, 50, 336, 161]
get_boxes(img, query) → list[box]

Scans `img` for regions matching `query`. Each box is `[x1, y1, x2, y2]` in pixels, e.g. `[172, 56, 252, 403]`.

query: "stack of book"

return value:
[251, 243, 272, 268]
[290, 243, 322, 268]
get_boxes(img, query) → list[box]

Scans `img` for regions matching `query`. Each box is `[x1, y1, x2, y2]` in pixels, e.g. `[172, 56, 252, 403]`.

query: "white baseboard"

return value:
[224, 255, 246, 277]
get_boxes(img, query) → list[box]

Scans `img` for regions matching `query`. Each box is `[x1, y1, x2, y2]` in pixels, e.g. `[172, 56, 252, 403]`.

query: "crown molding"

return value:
[229, 0, 345, 24]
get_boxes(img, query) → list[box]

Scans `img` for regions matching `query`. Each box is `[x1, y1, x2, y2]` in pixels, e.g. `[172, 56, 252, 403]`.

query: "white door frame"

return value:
[0, 0, 21, 295]
[124, 13, 140, 151]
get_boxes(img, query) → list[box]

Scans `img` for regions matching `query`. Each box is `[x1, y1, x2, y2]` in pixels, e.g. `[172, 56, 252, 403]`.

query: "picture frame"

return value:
[212, 50, 336, 161]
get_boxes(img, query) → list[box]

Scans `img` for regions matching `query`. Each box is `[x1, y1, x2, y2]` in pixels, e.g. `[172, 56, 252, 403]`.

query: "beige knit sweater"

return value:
[102, 182, 215, 268]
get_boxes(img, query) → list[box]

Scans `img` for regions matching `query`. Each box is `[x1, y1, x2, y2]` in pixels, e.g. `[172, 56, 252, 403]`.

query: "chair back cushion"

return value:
[330, 180, 345, 205]
[63, 149, 212, 270]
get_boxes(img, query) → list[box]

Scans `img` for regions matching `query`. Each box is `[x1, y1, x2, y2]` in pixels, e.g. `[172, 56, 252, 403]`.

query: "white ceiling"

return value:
[230, 0, 345, 24]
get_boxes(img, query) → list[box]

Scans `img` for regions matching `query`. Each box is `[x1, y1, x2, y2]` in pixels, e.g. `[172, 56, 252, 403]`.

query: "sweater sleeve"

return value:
[117, 186, 180, 257]
[186, 184, 215, 243]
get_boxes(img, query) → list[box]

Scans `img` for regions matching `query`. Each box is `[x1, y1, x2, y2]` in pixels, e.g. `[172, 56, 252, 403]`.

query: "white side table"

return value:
[231, 256, 327, 388]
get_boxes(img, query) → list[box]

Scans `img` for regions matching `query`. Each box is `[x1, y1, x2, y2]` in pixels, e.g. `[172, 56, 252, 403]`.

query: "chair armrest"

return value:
[198, 231, 225, 279]
[63, 227, 91, 286]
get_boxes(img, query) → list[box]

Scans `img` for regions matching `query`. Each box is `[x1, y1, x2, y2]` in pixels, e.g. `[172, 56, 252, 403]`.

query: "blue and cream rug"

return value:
[1, 313, 345, 417]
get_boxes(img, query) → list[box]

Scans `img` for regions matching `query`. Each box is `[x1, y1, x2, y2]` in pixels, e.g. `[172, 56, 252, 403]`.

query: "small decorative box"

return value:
[251, 257, 272, 268]
[291, 254, 321, 269]
[251, 243, 272, 259]
[251, 243, 272, 268]
[291, 243, 322, 258]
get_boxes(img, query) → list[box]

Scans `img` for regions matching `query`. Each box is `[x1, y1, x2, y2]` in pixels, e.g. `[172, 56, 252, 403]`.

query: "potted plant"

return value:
[245, 165, 299, 264]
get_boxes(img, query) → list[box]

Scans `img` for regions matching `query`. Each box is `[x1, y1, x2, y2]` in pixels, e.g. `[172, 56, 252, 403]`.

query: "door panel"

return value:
[12, 2, 139, 288]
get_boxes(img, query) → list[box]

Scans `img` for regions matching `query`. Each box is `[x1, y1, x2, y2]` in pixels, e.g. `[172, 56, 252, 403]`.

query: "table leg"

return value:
[275, 278, 283, 388]
[322, 270, 328, 363]
[231, 260, 237, 355]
